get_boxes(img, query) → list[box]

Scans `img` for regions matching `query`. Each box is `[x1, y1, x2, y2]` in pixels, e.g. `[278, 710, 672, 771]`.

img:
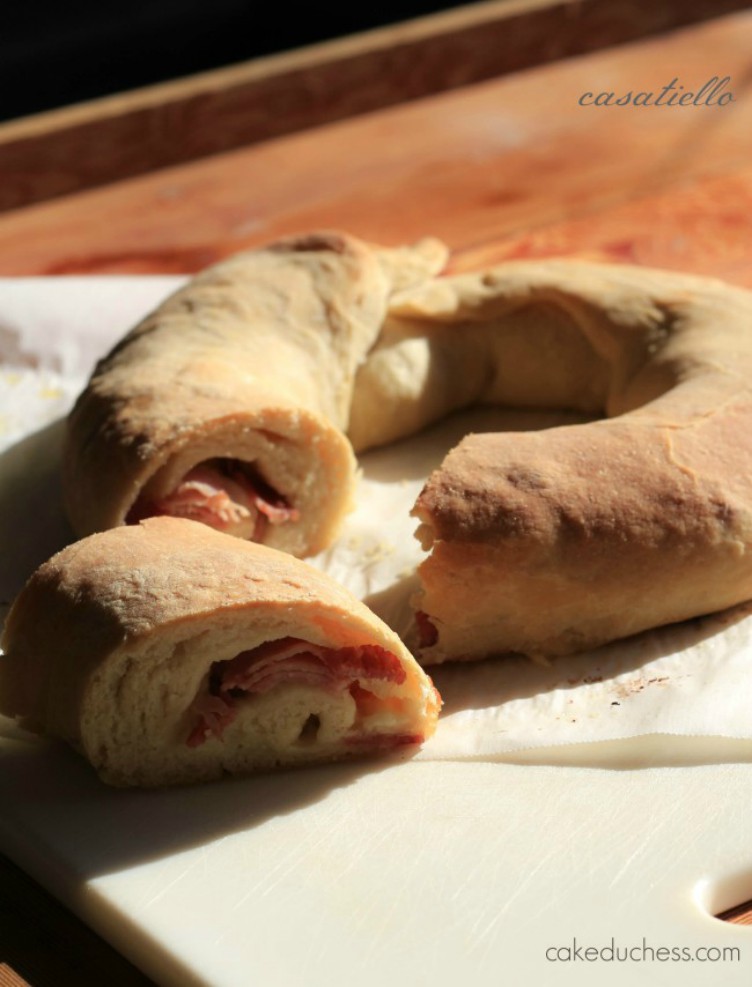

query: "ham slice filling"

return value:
[415, 610, 438, 648]
[127, 459, 299, 540]
[186, 637, 422, 749]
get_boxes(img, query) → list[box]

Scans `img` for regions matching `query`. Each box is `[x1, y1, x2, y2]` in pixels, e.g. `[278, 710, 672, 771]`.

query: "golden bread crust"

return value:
[58, 235, 752, 663]
[62, 231, 447, 555]
[400, 262, 752, 660]
[0, 518, 439, 785]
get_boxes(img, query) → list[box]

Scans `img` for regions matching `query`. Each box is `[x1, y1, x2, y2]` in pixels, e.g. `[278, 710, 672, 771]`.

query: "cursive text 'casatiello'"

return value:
[579, 76, 734, 107]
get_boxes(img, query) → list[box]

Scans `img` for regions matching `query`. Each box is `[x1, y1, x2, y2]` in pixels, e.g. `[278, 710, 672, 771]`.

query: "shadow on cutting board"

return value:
[0, 417, 424, 879]
[481, 733, 752, 769]
[0, 723, 419, 877]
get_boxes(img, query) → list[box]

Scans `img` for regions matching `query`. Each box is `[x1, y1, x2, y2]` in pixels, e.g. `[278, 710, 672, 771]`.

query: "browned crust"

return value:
[61, 230, 446, 551]
[405, 262, 752, 661]
[0, 517, 439, 760]
[57, 243, 752, 665]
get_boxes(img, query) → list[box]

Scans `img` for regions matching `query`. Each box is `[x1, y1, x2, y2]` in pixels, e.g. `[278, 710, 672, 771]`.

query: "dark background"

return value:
[1, 0, 476, 122]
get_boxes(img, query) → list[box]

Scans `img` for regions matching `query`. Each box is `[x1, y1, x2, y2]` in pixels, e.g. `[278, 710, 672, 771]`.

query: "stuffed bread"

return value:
[62, 231, 447, 557]
[349, 260, 752, 661]
[0, 517, 440, 786]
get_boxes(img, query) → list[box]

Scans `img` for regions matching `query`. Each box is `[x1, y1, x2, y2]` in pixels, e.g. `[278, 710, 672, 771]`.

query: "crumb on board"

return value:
[613, 675, 671, 700]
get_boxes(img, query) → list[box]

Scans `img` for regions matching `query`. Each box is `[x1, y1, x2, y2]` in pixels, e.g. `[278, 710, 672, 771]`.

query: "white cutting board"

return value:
[1, 727, 752, 987]
[1, 276, 752, 985]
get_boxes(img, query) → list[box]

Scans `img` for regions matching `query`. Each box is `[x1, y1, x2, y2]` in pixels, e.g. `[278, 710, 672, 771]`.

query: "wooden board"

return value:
[0, 11, 749, 287]
[0, 0, 748, 211]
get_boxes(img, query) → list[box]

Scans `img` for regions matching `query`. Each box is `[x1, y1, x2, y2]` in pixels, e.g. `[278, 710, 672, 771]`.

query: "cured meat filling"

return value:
[415, 611, 438, 648]
[186, 637, 422, 749]
[127, 459, 299, 540]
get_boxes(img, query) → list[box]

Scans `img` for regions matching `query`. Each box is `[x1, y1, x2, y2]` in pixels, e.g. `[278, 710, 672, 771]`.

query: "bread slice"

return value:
[0, 517, 440, 786]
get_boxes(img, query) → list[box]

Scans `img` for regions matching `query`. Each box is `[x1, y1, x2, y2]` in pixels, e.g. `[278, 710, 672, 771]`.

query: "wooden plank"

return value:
[452, 168, 752, 288]
[0, 964, 31, 987]
[717, 899, 752, 926]
[0, 0, 750, 211]
[0, 11, 749, 283]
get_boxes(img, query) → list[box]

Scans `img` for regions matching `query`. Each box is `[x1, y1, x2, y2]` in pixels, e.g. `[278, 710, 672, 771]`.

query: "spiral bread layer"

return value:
[0, 518, 440, 786]
[62, 231, 447, 557]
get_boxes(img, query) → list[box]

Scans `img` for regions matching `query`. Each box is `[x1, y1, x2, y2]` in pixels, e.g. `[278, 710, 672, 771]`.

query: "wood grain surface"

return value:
[0, 11, 750, 285]
[0, 0, 749, 211]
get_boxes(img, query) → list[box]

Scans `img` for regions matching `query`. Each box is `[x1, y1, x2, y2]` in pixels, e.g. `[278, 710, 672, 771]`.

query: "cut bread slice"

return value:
[0, 517, 440, 787]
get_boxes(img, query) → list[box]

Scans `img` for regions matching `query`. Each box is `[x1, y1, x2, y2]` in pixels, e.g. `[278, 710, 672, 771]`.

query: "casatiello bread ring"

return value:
[61, 232, 752, 662]
[0, 517, 440, 786]
[62, 231, 447, 557]
[351, 260, 752, 662]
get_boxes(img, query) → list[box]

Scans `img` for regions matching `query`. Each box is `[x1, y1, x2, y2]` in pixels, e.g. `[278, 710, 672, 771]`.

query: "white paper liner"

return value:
[2, 275, 752, 764]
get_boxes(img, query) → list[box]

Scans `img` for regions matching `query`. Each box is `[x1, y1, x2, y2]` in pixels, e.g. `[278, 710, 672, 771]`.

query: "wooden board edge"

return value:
[716, 898, 752, 926]
[0, 0, 750, 212]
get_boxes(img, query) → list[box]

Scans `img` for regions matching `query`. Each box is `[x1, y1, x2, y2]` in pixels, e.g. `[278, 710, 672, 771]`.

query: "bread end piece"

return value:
[0, 518, 440, 786]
